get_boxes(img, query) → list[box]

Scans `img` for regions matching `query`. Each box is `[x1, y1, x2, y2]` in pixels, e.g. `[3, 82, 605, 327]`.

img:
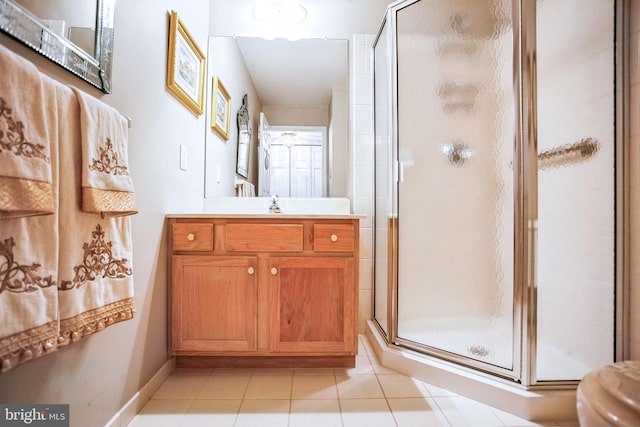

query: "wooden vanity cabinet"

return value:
[171, 255, 258, 353]
[268, 256, 356, 354]
[167, 216, 359, 368]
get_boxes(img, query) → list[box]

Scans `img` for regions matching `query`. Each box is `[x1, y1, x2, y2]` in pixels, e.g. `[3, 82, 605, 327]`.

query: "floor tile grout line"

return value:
[180, 398, 200, 427]
[430, 395, 458, 427]
[371, 367, 400, 427]
[373, 367, 459, 427]
[333, 366, 347, 427]
[232, 370, 253, 427]
[287, 369, 294, 427]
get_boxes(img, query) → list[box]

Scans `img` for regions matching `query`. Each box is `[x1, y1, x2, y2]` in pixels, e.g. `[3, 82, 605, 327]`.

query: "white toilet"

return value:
[576, 361, 640, 426]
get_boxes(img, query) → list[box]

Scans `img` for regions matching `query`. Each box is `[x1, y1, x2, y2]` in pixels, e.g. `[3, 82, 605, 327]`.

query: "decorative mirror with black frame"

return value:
[0, 0, 115, 93]
[236, 94, 251, 179]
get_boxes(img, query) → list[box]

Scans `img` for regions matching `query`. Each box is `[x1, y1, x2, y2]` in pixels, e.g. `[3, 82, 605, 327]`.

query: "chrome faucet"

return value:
[269, 195, 281, 213]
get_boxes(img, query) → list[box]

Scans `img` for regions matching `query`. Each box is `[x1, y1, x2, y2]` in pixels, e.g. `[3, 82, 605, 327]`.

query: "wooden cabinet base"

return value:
[176, 355, 356, 369]
[168, 216, 359, 367]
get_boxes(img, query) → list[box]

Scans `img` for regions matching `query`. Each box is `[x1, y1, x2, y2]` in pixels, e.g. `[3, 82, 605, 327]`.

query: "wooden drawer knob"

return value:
[187, 233, 195, 241]
[330, 234, 338, 242]
[270, 267, 278, 275]
[247, 267, 255, 275]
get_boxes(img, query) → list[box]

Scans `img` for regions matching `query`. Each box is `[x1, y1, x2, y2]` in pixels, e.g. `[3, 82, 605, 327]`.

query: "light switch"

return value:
[180, 144, 187, 171]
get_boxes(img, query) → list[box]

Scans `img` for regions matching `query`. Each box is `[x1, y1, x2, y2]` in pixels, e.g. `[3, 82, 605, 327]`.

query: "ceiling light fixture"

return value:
[281, 132, 297, 148]
[253, 0, 307, 23]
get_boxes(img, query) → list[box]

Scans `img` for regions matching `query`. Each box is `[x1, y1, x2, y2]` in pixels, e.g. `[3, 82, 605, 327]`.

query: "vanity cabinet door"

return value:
[268, 257, 357, 354]
[171, 256, 258, 353]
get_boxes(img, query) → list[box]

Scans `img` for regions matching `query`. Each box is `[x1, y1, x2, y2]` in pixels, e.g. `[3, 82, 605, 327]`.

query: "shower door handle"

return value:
[397, 161, 405, 183]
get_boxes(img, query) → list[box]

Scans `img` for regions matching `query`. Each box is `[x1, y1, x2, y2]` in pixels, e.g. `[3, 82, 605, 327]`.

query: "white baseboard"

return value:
[104, 357, 175, 427]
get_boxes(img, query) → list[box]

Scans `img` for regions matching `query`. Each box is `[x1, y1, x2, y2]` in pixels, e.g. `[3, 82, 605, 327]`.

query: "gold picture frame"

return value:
[166, 10, 205, 116]
[211, 76, 231, 140]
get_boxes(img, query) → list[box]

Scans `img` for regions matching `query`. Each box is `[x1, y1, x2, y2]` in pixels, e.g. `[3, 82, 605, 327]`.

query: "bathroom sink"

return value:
[202, 197, 352, 215]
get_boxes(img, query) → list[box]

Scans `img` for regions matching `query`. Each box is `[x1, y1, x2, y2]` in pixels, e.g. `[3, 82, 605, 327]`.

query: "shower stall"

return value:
[372, 0, 628, 410]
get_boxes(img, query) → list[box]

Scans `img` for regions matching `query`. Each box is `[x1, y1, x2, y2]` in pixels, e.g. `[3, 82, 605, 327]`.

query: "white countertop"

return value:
[165, 213, 362, 219]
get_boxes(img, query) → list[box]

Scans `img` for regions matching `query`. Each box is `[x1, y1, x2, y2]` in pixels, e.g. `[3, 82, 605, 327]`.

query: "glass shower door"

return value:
[394, 0, 516, 373]
[373, 17, 395, 336]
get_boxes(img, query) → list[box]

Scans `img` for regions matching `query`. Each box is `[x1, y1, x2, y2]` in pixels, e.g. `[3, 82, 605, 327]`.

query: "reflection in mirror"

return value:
[267, 126, 326, 198]
[16, 0, 97, 55]
[236, 94, 251, 178]
[0, 0, 115, 93]
[229, 36, 348, 198]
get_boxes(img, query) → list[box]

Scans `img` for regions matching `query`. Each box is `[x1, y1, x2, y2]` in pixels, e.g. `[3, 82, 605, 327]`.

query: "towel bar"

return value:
[538, 137, 599, 170]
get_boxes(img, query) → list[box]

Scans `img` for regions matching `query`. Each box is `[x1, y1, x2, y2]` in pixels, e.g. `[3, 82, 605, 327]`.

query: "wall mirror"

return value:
[227, 36, 348, 197]
[0, 0, 115, 93]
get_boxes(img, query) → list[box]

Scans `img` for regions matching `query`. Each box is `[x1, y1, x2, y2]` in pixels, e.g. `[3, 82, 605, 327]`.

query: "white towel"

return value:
[0, 44, 55, 218]
[70, 87, 137, 217]
[235, 181, 256, 197]
[246, 182, 256, 197]
[56, 85, 135, 346]
[0, 71, 60, 374]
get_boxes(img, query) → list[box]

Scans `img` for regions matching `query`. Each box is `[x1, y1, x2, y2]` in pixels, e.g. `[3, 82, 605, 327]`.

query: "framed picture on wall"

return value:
[211, 76, 231, 140]
[166, 10, 206, 116]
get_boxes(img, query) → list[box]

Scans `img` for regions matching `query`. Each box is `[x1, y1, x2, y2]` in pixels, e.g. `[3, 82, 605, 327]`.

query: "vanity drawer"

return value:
[226, 224, 303, 252]
[313, 224, 355, 253]
[172, 223, 214, 252]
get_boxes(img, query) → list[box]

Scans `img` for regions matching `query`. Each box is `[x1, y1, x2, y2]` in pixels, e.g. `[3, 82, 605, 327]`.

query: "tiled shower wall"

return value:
[352, 34, 376, 333]
[535, 0, 615, 377]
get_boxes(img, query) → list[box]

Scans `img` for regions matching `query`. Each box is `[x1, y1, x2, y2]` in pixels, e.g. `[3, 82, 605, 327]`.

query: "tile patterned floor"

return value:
[127, 336, 580, 427]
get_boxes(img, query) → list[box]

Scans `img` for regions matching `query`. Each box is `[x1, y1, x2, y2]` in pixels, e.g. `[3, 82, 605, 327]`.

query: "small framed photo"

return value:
[166, 10, 205, 116]
[211, 76, 231, 140]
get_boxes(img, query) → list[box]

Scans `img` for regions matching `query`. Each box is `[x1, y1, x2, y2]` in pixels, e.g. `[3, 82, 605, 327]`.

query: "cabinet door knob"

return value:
[247, 267, 255, 275]
[187, 233, 195, 241]
[330, 234, 338, 242]
[270, 267, 278, 275]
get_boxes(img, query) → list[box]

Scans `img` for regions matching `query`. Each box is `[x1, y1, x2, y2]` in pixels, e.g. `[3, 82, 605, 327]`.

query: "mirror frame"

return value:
[0, 0, 115, 93]
[236, 94, 251, 179]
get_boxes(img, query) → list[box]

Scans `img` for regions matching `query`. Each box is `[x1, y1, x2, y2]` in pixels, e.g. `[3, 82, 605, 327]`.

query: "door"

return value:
[393, 0, 517, 374]
[268, 128, 327, 197]
[268, 257, 356, 354]
[290, 145, 324, 197]
[373, 14, 395, 337]
[269, 144, 291, 196]
[171, 256, 258, 353]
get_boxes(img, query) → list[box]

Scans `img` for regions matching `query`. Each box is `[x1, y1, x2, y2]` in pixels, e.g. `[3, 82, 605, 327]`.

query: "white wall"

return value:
[0, 1, 210, 425]
[263, 105, 329, 126]
[204, 36, 262, 197]
[330, 88, 349, 198]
